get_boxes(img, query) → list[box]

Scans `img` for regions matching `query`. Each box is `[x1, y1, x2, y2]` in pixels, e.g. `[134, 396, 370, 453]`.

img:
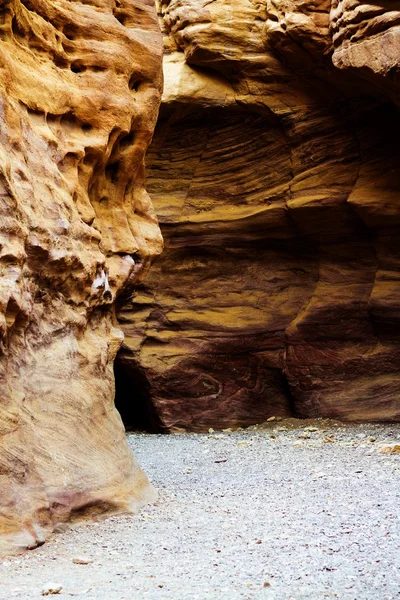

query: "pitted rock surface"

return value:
[0, 0, 162, 554]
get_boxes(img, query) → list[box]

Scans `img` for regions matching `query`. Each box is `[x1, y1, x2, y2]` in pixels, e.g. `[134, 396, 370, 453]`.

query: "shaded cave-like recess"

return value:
[114, 358, 164, 433]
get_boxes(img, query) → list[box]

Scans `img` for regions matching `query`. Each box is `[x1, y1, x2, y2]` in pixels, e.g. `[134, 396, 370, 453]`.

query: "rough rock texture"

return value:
[0, 0, 163, 554]
[331, 0, 400, 106]
[116, 0, 400, 432]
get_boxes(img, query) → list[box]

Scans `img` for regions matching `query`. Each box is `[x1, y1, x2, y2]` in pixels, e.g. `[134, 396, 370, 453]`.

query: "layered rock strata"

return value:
[0, 0, 163, 554]
[116, 0, 400, 431]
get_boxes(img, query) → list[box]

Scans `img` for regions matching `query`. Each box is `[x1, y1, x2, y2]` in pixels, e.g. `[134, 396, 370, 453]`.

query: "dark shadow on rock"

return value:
[114, 353, 165, 433]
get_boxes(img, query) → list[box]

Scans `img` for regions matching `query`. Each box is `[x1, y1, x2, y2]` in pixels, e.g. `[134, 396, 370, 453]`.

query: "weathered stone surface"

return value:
[331, 0, 400, 106]
[116, 0, 400, 431]
[0, 0, 162, 554]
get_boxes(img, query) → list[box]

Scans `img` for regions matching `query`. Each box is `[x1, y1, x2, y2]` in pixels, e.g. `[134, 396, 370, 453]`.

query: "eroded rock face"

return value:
[331, 0, 400, 105]
[0, 0, 163, 554]
[116, 0, 400, 431]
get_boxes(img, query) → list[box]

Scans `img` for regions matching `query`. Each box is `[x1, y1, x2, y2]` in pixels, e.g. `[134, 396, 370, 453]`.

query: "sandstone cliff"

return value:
[0, 0, 162, 554]
[116, 0, 400, 431]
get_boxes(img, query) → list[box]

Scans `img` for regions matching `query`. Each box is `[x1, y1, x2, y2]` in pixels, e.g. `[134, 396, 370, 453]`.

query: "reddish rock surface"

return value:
[0, 0, 162, 554]
[116, 0, 400, 431]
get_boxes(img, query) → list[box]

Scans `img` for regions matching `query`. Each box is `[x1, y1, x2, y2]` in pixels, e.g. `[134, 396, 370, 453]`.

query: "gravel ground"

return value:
[1, 420, 400, 600]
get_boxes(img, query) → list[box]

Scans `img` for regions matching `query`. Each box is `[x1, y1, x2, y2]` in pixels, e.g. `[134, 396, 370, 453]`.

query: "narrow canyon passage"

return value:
[1, 0, 400, 566]
[1, 423, 399, 600]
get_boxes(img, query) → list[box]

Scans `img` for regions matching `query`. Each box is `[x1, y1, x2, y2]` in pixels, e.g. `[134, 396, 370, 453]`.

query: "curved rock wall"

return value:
[116, 0, 400, 431]
[0, 0, 162, 554]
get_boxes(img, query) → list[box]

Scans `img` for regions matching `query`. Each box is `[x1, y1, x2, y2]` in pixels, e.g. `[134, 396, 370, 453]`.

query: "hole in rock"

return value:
[53, 55, 69, 69]
[114, 357, 164, 433]
[83, 148, 98, 165]
[65, 500, 121, 523]
[63, 25, 78, 40]
[27, 107, 45, 119]
[58, 152, 80, 173]
[0, 254, 19, 265]
[71, 62, 86, 74]
[118, 132, 135, 152]
[105, 162, 119, 183]
[129, 75, 141, 92]
[5, 298, 20, 328]
[11, 16, 22, 36]
[21, 0, 37, 11]
[114, 12, 129, 26]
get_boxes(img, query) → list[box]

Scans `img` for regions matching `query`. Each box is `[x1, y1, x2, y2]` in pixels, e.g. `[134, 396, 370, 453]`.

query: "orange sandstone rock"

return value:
[0, 0, 163, 554]
[116, 0, 400, 431]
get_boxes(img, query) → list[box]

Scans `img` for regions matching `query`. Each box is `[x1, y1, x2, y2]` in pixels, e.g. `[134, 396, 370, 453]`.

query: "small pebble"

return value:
[72, 556, 93, 565]
[378, 443, 400, 454]
[41, 583, 62, 596]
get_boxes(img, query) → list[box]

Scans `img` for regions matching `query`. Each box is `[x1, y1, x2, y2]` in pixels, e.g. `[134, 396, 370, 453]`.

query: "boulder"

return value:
[0, 0, 162, 554]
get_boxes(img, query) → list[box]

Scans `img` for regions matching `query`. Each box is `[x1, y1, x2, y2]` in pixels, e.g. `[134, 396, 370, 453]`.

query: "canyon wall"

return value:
[0, 0, 162, 554]
[116, 0, 400, 431]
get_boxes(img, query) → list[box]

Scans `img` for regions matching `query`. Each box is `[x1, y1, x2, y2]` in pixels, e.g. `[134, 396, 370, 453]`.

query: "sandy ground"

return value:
[1, 420, 400, 600]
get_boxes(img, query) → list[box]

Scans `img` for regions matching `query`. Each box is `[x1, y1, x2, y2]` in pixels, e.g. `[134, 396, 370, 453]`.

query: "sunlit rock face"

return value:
[330, 0, 400, 105]
[116, 0, 400, 432]
[0, 0, 162, 554]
